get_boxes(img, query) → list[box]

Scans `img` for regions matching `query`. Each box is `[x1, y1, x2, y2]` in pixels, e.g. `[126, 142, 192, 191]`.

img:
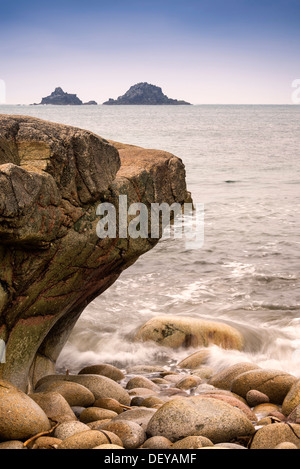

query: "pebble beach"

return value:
[1, 345, 299, 450]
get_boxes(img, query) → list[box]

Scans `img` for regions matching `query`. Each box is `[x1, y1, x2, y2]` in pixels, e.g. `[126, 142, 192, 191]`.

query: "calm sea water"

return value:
[1, 104, 300, 376]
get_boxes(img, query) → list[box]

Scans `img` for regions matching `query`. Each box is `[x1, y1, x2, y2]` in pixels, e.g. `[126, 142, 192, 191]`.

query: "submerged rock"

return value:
[135, 316, 244, 350]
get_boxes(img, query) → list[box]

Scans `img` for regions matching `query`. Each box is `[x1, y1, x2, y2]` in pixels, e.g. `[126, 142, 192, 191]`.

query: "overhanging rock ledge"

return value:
[0, 115, 191, 392]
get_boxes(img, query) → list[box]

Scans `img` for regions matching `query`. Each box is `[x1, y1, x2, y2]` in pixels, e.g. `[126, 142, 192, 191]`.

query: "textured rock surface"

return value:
[0, 115, 190, 392]
[39, 87, 84, 105]
[103, 82, 191, 105]
[146, 396, 255, 443]
[0, 380, 51, 441]
[135, 316, 244, 350]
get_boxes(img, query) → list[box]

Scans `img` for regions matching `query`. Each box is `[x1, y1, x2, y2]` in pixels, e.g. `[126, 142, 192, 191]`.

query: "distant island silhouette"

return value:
[36, 87, 98, 105]
[103, 82, 191, 105]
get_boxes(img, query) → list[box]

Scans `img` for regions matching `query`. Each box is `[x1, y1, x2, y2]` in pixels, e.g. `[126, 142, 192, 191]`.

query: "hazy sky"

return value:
[1, 0, 300, 104]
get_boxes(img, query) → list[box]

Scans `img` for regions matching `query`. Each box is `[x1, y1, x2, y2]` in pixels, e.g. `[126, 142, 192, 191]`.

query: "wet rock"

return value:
[135, 316, 244, 350]
[79, 407, 118, 423]
[231, 369, 297, 404]
[35, 380, 95, 407]
[101, 420, 146, 449]
[209, 363, 260, 391]
[78, 364, 125, 382]
[250, 423, 300, 449]
[0, 115, 190, 392]
[0, 380, 51, 441]
[58, 430, 114, 450]
[253, 403, 280, 419]
[172, 436, 213, 449]
[177, 350, 211, 369]
[54, 421, 91, 440]
[30, 391, 76, 422]
[191, 366, 214, 380]
[246, 390, 270, 407]
[126, 365, 166, 374]
[175, 375, 202, 390]
[147, 396, 255, 443]
[282, 379, 300, 417]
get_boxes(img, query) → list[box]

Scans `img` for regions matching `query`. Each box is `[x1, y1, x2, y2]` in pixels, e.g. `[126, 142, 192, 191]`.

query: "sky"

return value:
[0, 0, 300, 104]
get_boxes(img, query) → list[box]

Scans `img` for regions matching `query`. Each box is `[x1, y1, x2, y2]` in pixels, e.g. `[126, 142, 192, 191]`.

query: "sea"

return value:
[1, 104, 300, 377]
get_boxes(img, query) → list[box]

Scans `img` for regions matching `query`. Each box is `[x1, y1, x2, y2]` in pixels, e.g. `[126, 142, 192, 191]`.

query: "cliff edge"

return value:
[0, 115, 191, 392]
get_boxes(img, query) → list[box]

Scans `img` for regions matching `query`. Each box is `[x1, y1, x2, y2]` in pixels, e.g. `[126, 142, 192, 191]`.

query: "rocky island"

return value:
[103, 82, 191, 105]
[37, 87, 98, 106]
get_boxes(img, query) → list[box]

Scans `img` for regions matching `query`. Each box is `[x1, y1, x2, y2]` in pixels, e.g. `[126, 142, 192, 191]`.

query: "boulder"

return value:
[282, 379, 300, 416]
[35, 374, 131, 406]
[0, 115, 190, 392]
[0, 440, 27, 449]
[101, 420, 146, 449]
[209, 362, 260, 390]
[142, 436, 173, 449]
[111, 407, 156, 431]
[172, 436, 213, 449]
[78, 364, 125, 382]
[30, 391, 76, 421]
[135, 316, 244, 350]
[231, 369, 297, 404]
[58, 430, 114, 450]
[126, 376, 160, 392]
[54, 421, 91, 440]
[246, 390, 269, 407]
[146, 396, 255, 443]
[177, 350, 211, 369]
[35, 380, 95, 407]
[0, 380, 51, 441]
[250, 423, 300, 449]
[79, 407, 118, 423]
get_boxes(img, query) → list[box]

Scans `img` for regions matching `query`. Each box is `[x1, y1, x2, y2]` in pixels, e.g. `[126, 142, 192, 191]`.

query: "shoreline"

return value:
[1, 347, 299, 450]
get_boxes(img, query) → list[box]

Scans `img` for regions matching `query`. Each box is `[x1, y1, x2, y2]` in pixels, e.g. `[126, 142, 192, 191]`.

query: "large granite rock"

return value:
[103, 82, 191, 105]
[0, 114, 190, 392]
